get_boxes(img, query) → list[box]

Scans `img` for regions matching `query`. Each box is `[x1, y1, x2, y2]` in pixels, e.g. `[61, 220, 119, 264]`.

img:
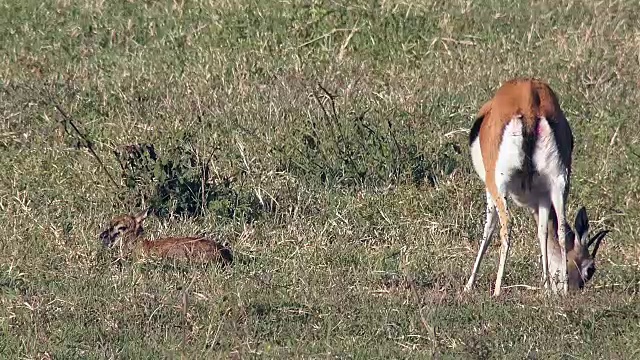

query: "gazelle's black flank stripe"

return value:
[469, 115, 484, 146]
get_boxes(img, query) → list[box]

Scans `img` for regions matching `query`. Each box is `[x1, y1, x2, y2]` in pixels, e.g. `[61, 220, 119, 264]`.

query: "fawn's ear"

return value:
[134, 208, 149, 224]
[574, 206, 589, 246]
[99, 229, 111, 247]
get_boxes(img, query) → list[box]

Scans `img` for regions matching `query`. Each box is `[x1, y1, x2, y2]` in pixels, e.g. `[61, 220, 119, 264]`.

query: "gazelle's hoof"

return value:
[541, 277, 549, 289]
[463, 277, 476, 293]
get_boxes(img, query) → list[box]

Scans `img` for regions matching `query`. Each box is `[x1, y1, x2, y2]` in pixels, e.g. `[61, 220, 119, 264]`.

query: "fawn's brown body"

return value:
[136, 236, 233, 263]
[99, 210, 233, 266]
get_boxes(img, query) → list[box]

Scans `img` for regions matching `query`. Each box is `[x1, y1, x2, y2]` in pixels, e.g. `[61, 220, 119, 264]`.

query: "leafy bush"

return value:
[114, 132, 269, 222]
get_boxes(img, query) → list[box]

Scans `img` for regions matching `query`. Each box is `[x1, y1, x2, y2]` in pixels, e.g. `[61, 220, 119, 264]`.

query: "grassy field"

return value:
[2, 0, 640, 358]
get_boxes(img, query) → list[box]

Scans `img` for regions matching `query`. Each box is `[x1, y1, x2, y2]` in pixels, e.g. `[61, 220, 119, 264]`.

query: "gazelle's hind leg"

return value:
[464, 191, 498, 292]
[491, 189, 510, 297]
[490, 118, 523, 296]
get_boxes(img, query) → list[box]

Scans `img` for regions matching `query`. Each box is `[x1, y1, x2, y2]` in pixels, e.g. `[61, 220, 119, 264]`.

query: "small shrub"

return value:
[114, 132, 269, 222]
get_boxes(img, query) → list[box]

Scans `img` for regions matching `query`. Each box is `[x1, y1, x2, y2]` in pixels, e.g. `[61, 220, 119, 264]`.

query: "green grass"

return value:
[2, 0, 640, 358]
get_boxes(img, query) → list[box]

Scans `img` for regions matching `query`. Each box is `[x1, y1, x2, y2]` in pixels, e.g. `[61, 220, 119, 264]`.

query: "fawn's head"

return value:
[99, 209, 149, 248]
[562, 206, 610, 290]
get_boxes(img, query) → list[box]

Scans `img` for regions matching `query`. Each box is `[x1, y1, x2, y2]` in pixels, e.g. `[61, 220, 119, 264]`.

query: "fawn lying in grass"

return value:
[99, 209, 233, 266]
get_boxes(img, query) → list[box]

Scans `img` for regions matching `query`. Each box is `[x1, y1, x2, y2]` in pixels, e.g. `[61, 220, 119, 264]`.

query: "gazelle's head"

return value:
[99, 209, 149, 248]
[560, 207, 610, 290]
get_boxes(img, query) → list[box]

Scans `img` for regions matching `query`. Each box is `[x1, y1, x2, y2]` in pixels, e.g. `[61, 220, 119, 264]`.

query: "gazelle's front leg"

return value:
[464, 191, 498, 292]
[535, 202, 552, 290]
[550, 175, 569, 295]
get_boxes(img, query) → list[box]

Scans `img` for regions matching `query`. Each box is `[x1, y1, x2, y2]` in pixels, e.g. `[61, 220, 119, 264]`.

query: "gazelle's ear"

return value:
[134, 208, 149, 224]
[589, 230, 610, 258]
[574, 206, 589, 246]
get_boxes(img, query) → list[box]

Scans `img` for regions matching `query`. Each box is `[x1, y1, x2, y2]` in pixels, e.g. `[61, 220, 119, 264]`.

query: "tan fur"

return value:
[136, 236, 233, 263]
[99, 210, 233, 266]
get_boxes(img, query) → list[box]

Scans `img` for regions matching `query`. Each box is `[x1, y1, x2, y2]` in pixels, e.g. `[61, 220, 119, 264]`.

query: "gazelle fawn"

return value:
[99, 209, 233, 266]
[465, 77, 586, 296]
